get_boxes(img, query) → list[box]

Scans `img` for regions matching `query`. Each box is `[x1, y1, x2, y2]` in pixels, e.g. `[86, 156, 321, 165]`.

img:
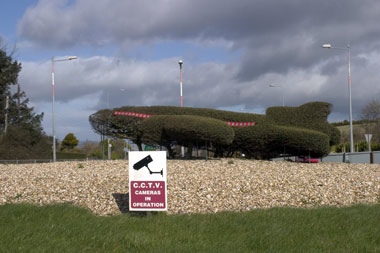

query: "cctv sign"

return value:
[129, 151, 167, 211]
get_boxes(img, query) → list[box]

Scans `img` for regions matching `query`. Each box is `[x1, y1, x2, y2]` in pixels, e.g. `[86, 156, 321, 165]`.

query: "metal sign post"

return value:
[365, 134, 372, 152]
[129, 151, 167, 211]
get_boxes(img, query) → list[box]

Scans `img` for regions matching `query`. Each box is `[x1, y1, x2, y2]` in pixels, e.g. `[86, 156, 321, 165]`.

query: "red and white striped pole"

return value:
[51, 56, 78, 162]
[179, 60, 183, 107]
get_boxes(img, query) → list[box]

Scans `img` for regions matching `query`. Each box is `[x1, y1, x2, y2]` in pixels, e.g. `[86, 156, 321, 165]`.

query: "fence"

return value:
[3, 151, 380, 164]
[321, 151, 380, 164]
[0, 158, 107, 164]
[272, 151, 380, 164]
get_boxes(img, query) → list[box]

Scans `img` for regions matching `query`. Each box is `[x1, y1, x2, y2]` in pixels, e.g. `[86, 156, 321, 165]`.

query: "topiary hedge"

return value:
[273, 126, 330, 157]
[266, 102, 340, 146]
[89, 102, 339, 158]
[231, 123, 330, 159]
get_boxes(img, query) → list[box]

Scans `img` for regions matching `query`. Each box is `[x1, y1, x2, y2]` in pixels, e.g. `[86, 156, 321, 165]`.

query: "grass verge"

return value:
[0, 203, 379, 252]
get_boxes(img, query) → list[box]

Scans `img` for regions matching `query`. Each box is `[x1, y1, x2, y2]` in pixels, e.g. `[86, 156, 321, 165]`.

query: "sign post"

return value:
[129, 151, 167, 211]
[365, 134, 372, 152]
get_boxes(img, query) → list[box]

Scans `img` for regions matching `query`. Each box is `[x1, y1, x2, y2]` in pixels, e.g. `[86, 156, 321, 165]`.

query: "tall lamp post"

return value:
[322, 44, 353, 153]
[103, 88, 127, 160]
[178, 60, 184, 157]
[107, 91, 111, 160]
[269, 84, 284, 106]
[51, 56, 78, 162]
[178, 60, 183, 107]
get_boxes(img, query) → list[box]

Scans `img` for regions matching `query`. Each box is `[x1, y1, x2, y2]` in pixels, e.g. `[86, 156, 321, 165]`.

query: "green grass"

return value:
[336, 124, 350, 133]
[0, 203, 380, 252]
[336, 122, 375, 139]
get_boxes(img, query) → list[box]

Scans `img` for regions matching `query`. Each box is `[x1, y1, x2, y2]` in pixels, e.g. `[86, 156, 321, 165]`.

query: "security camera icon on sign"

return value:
[133, 155, 163, 176]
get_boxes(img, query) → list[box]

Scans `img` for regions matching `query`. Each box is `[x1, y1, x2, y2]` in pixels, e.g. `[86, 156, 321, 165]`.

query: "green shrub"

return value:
[334, 143, 348, 153]
[358, 141, 368, 152]
[328, 126, 341, 146]
[231, 123, 279, 159]
[372, 143, 380, 151]
[274, 126, 330, 157]
[0, 126, 52, 160]
[333, 142, 380, 153]
[232, 123, 329, 158]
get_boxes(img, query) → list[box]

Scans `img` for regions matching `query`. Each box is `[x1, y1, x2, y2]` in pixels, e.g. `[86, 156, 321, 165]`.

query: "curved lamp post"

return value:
[322, 43, 353, 153]
[178, 60, 184, 157]
[178, 60, 183, 107]
[51, 56, 78, 162]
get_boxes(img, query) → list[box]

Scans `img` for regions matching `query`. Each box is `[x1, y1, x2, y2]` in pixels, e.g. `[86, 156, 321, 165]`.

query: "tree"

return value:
[89, 109, 145, 151]
[0, 43, 51, 159]
[101, 138, 127, 159]
[61, 133, 79, 150]
[80, 140, 101, 157]
[111, 138, 127, 157]
[1, 44, 21, 132]
[361, 99, 380, 120]
[361, 99, 380, 143]
[0, 125, 51, 159]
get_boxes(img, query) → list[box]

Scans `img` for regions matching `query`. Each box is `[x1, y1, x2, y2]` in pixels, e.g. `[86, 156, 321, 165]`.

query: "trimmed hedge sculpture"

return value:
[266, 102, 340, 146]
[89, 102, 340, 159]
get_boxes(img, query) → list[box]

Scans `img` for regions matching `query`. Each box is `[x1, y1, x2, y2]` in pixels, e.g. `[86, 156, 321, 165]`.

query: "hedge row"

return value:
[331, 119, 377, 127]
[334, 142, 380, 153]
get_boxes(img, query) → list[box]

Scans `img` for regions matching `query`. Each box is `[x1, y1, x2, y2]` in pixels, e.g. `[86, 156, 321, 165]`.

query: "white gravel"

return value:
[1, 159, 380, 215]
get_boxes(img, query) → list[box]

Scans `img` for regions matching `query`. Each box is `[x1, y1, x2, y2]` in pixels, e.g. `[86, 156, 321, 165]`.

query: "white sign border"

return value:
[128, 151, 167, 211]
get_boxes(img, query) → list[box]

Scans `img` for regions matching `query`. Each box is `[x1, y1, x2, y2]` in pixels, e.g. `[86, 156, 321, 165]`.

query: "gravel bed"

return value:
[1, 159, 380, 215]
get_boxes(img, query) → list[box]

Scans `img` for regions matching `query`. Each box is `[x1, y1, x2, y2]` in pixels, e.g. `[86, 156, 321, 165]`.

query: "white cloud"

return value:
[18, 0, 380, 80]
[18, 52, 376, 111]
[14, 0, 380, 141]
[16, 50, 380, 141]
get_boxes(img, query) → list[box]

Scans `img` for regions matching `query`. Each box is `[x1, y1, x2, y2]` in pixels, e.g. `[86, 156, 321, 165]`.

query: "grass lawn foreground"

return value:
[0, 203, 379, 252]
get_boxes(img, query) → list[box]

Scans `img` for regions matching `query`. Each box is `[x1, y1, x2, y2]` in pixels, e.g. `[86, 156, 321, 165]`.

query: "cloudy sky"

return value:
[1, 0, 380, 142]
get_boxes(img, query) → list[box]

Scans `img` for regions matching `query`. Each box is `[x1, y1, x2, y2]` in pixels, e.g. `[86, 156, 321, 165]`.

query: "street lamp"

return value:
[51, 56, 78, 162]
[178, 60, 183, 107]
[178, 60, 184, 157]
[322, 43, 354, 153]
[269, 84, 285, 106]
[106, 91, 111, 160]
